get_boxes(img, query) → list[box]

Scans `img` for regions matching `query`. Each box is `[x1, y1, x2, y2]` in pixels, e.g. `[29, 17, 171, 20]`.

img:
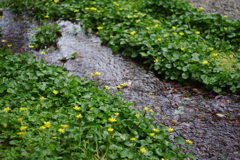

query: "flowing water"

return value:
[1, 9, 240, 160]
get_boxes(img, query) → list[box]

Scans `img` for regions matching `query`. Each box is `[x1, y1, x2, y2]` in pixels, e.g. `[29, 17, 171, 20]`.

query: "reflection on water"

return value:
[1, 9, 240, 160]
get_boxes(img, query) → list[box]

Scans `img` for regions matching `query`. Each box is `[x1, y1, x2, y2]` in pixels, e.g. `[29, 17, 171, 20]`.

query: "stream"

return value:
[0, 9, 240, 160]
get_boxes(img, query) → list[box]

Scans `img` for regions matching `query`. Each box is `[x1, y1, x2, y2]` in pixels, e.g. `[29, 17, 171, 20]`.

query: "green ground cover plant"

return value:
[2, 0, 240, 94]
[29, 22, 61, 51]
[0, 49, 195, 159]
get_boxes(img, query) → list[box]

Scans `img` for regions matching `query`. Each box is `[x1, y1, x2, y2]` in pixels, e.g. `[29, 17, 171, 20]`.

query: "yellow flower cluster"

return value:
[20, 107, 27, 111]
[186, 139, 193, 144]
[44, 121, 51, 128]
[140, 148, 147, 153]
[202, 60, 208, 64]
[108, 117, 117, 122]
[114, 113, 119, 116]
[73, 106, 80, 110]
[2, 40, 7, 42]
[105, 86, 110, 89]
[85, 7, 97, 11]
[3, 107, 11, 113]
[197, 7, 204, 11]
[20, 126, 27, 131]
[97, 27, 103, 30]
[91, 71, 101, 76]
[113, 2, 120, 6]
[53, 90, 58, 94]
[167, 128, 174, 132]
[76, 114, 82, 118]
[8, 44, 12, 47]
[130, 137, 136, 141]
[108, 128, 114, 132]
[130, 31, 137, 35]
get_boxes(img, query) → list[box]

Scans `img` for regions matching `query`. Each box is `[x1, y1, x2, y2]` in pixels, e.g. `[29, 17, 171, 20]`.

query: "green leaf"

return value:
[175, 137, 185, 145]
[187, 154, 198, 159]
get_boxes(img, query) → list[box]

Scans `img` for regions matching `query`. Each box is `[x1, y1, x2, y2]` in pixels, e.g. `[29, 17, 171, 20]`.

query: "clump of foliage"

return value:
[0, 49, 196, 159]
[29, 22, 61, 50]
[4, 0, 240, 94]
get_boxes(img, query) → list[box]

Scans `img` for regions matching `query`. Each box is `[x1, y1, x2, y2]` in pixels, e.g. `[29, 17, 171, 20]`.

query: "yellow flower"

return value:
[197, 7, 204, 11]
[117, 85, 122, 89]
[114, 113, 119, 116]
[85, 7, 89, 10]
[110, 35, 113, 38]
[186, 139, 193, 144]
[20, 126, 27, 131]
[179, 32, 184, 36]
[224, 27, 228, 30]
[45, 3, 49, 5]
[54, 0, 59, 3]
[0, 16, 4, 18]
[154, 59, 159, 63]
[172, 32, 177, 35]
[119, 8, 123, 11]
[40, 126, 46, 129]
[149, 133, 155, 136]
[40, 97, 45, 100]
[130, 31, 137, 35]
[90, 73, 95, 76]
[130, 137, 136, 141]
[144, 107, 149, 111]
[136, 19, 140, 23]
[153, 128, 159, 132]
[58, 128, 65, 133]
[29, 45, 34, 48]
[108, 117, 117, 122]
[149, 109, 153, 112]
[134, 9, 138, 12]
[36, 104, 41, 107]
[196, 31, 200, 34]
[61, 124, 69, 128]
[140, 148, 147, 153]
[223, 15, 228, 18]
[41, 52, 46, 54]
[163, 34, 168, 37]
[52, 136, 57, 139]
[135, 114, 140, 118]
[95, 72, 101, 75]
[202, 60, 208, 64]
[73, 106, 81, 110]
[20, 107, 27, 111]
[18, 118, 23, 122]
[74, 9, 79, 12]
[209, 48, 214, 51]
[154, 24, 159, 28]
[3, 107, 11, 113]
[172, 26, 177, 30]
[212, 53, 218, 57]
[167, 128, 174, 132]
[105, 86, 110, 89]
[133, 15, 138, 18]
[76, 114, 82, 118]
[7, 44, 12, 47]
[3, 124, 7, 128]
[157, 38, 162, 41]
[53, 90, 58, 94]
[17, 132, 25, 135]
[127, 15, 132, 18]
[108, 128, 114, 132]
[121, 83, 128, 86]
[44, 15, 49, 18]
[97, 27, 103, 30]
[90, 7, 97, 11]
[2, 40, 7, 42]
[146, 27, 150, 30]
[44, 121, 51, 128]
[141, 14, 146, 17]
[180, 47, 185, 51]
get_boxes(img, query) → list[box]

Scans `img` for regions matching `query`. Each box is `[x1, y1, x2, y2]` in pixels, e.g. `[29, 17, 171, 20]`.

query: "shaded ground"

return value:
[0, 8, 239, 160]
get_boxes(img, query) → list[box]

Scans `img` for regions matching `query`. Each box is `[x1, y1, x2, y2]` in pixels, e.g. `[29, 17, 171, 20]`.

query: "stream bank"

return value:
[0, 7, 240, 160]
